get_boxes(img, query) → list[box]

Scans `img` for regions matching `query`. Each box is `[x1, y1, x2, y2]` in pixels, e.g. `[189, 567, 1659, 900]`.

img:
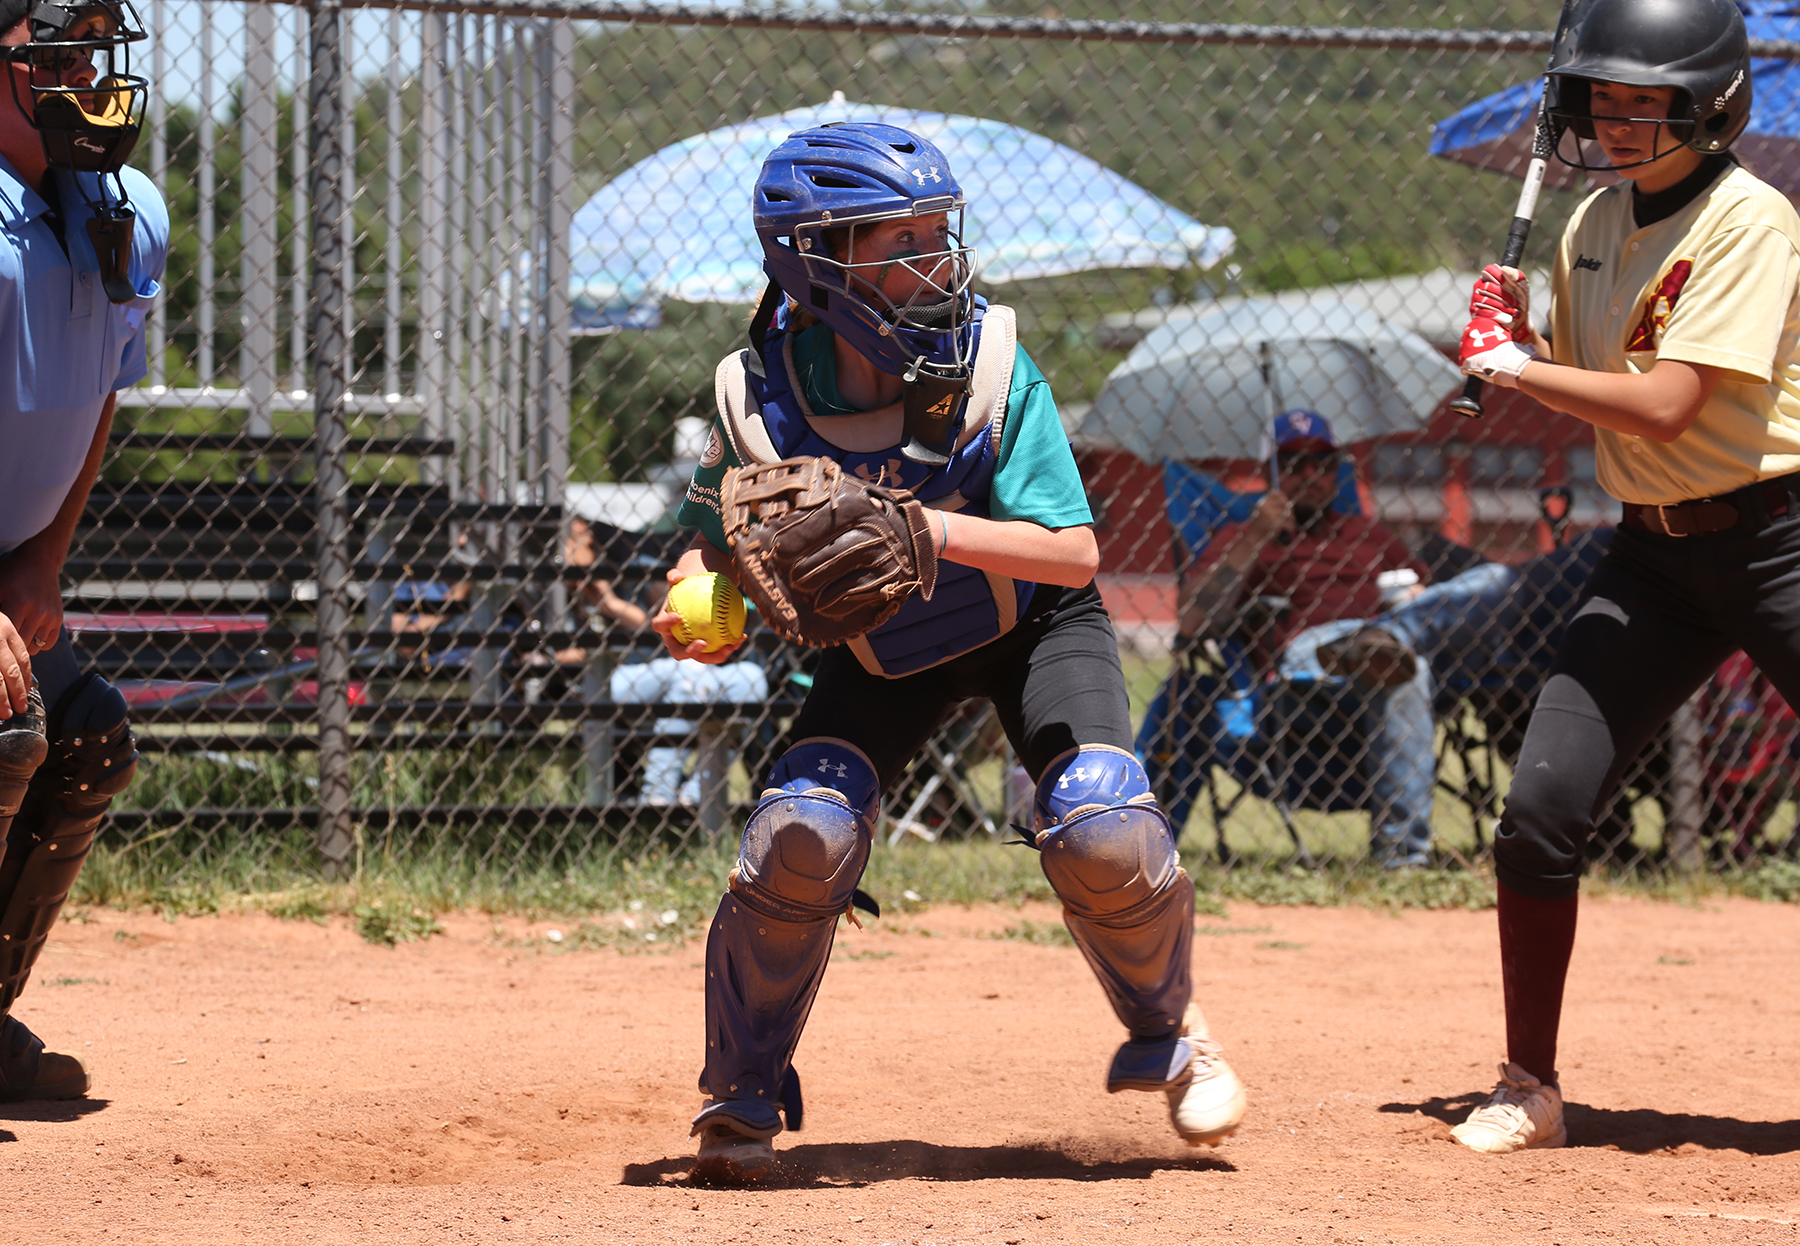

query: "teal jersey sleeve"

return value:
[988, 345, 1093, 529]
[674, 417, 741, 551]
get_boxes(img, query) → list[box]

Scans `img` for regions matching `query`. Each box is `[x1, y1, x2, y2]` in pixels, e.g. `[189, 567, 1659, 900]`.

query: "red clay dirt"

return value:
[6, 895, 1800, 1244]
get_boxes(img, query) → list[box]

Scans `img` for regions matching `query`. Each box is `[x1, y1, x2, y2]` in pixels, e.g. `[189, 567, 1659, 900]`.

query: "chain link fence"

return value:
[91, 0, 1800, 884]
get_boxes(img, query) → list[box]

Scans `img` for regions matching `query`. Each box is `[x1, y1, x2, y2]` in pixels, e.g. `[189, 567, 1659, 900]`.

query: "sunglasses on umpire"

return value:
[1276, 450, 1340, 476]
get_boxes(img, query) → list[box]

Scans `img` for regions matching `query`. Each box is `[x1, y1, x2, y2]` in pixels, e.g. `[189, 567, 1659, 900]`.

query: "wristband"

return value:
[939, 511, 950, 555]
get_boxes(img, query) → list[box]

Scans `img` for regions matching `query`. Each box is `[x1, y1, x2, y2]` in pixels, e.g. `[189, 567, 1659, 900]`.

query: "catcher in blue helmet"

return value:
[653, 121, 1247, 1183]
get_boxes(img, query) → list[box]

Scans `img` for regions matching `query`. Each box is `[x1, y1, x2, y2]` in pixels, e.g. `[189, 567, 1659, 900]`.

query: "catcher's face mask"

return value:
[3, 0, 147, 303]
[798, 204, 978, 385]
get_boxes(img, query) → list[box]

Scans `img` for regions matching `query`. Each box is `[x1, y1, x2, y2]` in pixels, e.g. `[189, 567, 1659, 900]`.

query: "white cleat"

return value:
[1450, 1061, 1567, 1154]
[1167, 1004, 1247, 1146]
[692, 1120, 776, 1183]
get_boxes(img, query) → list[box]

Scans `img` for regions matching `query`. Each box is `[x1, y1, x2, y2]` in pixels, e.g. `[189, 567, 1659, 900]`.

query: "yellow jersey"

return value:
[1550, 163, 1800, 505]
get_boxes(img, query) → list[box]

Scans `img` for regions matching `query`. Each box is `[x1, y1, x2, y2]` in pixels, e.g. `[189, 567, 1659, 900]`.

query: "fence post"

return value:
[240, 6, 278, 438]
[1666, 690, 1704, 872]
[309, 0, 354, 874]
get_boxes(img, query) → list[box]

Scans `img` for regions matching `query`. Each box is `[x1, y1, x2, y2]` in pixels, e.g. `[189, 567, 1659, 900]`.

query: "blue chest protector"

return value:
[713, 301, 1036, 678]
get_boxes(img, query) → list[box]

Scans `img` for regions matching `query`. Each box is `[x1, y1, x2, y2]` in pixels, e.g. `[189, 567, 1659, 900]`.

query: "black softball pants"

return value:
[1497, 506, 1800, 899]
[783, 582, 1134, 791]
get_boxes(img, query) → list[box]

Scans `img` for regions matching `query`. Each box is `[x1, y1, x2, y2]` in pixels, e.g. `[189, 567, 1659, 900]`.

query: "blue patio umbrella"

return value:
[1431, 4, 1800, 195]
[570, 97, 1236, 332]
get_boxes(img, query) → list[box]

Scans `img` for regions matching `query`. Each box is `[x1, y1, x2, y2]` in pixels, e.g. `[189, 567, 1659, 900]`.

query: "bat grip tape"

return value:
[1499, 218, 1532, 269]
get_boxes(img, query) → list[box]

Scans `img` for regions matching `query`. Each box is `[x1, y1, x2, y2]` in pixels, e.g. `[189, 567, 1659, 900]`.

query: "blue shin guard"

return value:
[693, 738, 878, 1140]
[1031, 745, 1195, 1085]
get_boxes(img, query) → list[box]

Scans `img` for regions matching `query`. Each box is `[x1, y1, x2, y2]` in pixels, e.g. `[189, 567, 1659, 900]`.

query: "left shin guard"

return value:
[1031, 745, 1194, 1045]
[694, 738, 877, 1141]
[0, 676, 136, 1016]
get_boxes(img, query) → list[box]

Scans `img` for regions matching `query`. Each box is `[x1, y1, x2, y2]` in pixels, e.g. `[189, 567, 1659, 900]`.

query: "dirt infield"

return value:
[7, 895, 1800, 1244]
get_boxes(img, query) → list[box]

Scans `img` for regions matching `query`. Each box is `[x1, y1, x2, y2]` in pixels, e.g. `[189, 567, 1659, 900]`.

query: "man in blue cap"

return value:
[0, 0, 167, 1101]
[1179, 410, 1443, 866]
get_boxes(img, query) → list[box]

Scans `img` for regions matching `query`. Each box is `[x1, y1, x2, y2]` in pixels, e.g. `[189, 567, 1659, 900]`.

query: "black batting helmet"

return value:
[1545, 0, 1751, 164]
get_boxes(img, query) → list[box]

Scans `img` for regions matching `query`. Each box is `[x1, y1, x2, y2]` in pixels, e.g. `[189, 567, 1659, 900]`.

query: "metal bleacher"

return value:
[74, 428, 791, 855]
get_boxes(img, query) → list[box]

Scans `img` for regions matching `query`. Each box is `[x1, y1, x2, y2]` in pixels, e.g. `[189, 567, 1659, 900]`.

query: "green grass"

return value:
[989, 919, 1076, 948]
[64, 788, 1800, 949]
[352, 900, 445, 947]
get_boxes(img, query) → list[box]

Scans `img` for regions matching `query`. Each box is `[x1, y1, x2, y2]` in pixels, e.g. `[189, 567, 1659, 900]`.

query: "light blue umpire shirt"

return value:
[0, 156, 167, 557]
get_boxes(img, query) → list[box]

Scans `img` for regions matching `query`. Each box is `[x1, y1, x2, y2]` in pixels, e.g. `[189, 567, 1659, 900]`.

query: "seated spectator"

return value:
[391, 580, 469, 635]
[556, 518, 653, 662]
[392, 529, 478, 642]
[562, 517, 767, 806]
[1180, 411, 1437, 866]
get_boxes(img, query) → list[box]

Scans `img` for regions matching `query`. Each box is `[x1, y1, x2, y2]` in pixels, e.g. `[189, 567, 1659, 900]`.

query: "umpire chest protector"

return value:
[714, 300, 1035, 678]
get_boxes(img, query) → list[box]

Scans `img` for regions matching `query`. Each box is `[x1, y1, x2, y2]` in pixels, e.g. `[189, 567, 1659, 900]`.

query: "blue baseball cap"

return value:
[1269, 410, 1338, 452]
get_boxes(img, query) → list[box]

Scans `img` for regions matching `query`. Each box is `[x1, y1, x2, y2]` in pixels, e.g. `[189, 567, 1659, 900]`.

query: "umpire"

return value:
[0, 0, 165, 1101]
[1454, 0, 1796, 1152]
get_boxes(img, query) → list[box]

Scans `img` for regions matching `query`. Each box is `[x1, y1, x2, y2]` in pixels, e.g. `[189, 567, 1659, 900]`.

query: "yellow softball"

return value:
[667, 572, 746, 653]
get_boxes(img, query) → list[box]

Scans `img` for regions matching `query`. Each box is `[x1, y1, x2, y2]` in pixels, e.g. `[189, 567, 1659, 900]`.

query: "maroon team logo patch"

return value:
[1626, 258, 1694, 352]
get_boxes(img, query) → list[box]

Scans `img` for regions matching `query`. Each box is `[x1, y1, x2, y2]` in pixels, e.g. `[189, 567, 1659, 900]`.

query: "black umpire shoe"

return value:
[0, 1014, 90, 1102]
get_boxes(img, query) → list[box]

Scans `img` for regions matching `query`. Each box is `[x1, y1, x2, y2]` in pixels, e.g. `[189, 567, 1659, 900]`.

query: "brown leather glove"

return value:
[721, 456, 939, 646]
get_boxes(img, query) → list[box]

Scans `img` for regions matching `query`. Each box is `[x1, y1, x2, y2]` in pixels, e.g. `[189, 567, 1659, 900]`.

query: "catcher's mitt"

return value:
[721, 456, 939, 646]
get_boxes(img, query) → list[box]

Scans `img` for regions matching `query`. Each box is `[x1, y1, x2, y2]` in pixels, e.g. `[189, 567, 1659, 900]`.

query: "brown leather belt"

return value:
[1621, 476, 1797, 538]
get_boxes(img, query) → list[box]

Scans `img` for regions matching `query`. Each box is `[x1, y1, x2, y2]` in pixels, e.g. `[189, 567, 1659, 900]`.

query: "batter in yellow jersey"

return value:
[1450, 0, 1800, 1159]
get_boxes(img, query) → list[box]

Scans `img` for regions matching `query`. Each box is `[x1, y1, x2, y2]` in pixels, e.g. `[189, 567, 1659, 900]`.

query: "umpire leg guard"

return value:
[1031, 745, 1195, 1085]
[693, 737, 877, 1145]
[0, 675, 135, 1016]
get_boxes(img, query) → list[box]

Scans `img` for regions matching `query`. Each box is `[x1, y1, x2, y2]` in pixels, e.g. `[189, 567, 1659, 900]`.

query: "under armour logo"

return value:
[1055, 767, 1092, 790]
[853, 459, 905, 487]
[817, 760, 848, 778]
[1466, 324, 1506, 349]
[912, 166, 942, 186]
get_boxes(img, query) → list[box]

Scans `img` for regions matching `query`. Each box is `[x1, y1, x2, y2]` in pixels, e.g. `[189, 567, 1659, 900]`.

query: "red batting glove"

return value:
[1469, 263, 1532, 344]
[1459, 315, 1537, 388]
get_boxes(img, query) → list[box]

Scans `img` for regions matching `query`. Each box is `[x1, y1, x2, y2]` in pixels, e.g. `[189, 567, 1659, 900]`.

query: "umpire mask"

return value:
[0, 0, 148, 302]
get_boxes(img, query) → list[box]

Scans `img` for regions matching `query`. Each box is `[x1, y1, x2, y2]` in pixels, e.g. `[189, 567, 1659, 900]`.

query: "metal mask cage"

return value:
[1547, 111, 1703, 172]
[788, 204, 979, 378]
[4, 0, 148, 174]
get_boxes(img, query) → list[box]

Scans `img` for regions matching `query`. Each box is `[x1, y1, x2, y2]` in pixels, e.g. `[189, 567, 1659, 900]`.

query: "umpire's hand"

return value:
[0, 547, 54, 714]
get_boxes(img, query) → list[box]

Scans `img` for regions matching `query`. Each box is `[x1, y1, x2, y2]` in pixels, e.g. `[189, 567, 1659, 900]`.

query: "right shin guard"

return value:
[0, 676, 135, 1015]
[695, 739, 876, 1140]
[1032, 746, 1195, 1049]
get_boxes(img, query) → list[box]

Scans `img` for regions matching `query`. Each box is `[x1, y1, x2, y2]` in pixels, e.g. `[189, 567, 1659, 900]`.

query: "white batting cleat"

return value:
[1450, 1062, 1567, 1154]
[1167, 1004, 1247, 1146]
[692, 1119, 776, 1183]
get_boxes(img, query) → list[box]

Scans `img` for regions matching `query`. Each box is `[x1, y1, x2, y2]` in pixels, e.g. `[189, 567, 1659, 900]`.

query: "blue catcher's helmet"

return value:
[754, 122, 978, 380]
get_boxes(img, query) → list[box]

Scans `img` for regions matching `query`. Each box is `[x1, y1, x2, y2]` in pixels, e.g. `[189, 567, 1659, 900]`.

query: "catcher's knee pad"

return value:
[699, 738, 878, 1130]
[0, 674, 136, 1014]
[1032, 745, 1193, 1042]
[1034, 744, 1179, 918]
[736, 738, 877, 920]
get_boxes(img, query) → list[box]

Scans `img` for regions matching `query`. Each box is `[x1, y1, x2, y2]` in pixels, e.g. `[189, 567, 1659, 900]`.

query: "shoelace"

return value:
[1478, 1075, 1543, 1117]
[1187, 1035, 1228, 1081]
